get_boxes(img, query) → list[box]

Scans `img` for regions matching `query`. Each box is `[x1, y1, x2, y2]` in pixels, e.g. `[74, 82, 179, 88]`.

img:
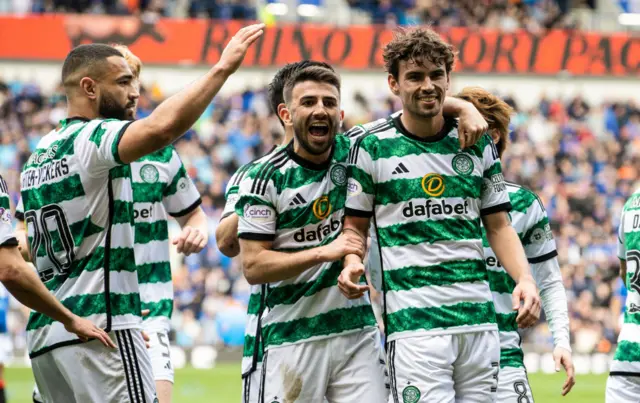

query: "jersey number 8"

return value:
[25, 205, 75, 282]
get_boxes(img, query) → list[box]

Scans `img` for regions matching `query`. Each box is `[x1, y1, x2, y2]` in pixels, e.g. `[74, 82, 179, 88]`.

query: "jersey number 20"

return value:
[25, 205, 75, 282]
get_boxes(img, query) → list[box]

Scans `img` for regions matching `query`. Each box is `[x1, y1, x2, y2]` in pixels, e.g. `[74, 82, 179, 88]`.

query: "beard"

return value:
[293, 115, 339, 156]
[98, 92, 133, 120]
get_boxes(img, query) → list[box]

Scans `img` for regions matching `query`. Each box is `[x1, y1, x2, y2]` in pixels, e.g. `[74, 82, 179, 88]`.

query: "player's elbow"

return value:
[217, 236, 240, 258]
[0, 256, 23, 286]
[242, 257, 263, 285]
[214, 224, 237, 257]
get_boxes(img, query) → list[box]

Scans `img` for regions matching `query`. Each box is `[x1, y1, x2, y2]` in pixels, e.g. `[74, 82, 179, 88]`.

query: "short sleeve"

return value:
[221, 169, 244, 220]
[479, 135, 511, 216]
[345, 138, 376, 218]
[75, 119, 133, 177]
[521, 197, 558, 264]
[162, 149, 202, 217]
[236, 164, 278, 242]
[0, 176, 17, 247]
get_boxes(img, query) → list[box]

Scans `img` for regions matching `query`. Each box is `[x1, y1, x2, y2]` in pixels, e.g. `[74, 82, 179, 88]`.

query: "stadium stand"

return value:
[1, 75, 639, 356]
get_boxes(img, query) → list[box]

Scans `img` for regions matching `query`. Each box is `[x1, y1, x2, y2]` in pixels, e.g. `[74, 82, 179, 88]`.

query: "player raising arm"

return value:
[338, 28, 539, 402]
[21, 24, 263, 403]
[455, 87, 574, 400]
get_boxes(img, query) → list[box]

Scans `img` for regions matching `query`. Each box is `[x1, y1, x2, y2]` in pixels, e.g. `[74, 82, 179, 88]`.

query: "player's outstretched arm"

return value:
[338, 216, 371, 300]
[240, 232, 365, 285]
[483, 212, 540, 328]
[0, 246, 115, 348]
[117, 24, 264, 164]
[173, 207, 208, 256]
[216, 214, 240, 257]
[442, 97, 488, 149]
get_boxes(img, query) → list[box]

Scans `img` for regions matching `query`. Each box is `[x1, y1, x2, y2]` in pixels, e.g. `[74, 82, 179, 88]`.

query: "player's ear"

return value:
[388, 74, 399, 96]
[277, 103, 287, 121]
[279, 104, 293, 126]
[80, 77, 98, 100]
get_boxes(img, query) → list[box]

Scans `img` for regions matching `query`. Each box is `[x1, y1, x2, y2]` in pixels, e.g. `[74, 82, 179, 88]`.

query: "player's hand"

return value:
[64, 315, 116, 349]
[338, 263, 369, 299]
[216, 24, 265, 74]
[553, 346, 575, 396]
[457, 102, 488, 149]
[141, 330, 151, 349]
[512, 275, 540, 328]
[173, 226, 208, 255]
[321, 232, 365, 262]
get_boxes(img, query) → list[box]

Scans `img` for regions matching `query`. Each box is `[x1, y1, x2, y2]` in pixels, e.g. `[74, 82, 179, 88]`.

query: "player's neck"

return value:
[66, 104, 98, 122]
[292, 140, 332, 166]
[400, 110, 444, 138]
[281, 126, 294, 146]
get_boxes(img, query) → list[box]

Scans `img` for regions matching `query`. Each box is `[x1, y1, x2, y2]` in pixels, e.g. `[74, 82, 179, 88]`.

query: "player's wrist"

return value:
[517, 273, 535, 284]
[344, 253, 363, 267]
[554, 341, 572, 353]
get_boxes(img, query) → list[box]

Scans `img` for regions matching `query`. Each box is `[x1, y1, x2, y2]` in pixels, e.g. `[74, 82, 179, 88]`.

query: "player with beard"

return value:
[217, 60, 488, 402]
[235, 66, 388, 402]
[216, 60, 335, 403]
[18, 24, 263, 403]
[338, 28, 541, 402]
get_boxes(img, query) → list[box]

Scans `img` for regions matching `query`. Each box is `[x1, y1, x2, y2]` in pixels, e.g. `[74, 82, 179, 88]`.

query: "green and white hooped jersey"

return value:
[222, 146, 278, 376]
[482, 183, 559, 369]
[236, 136, 377, 351]
[20, 118, 138, 358]
[0, 175, 17, 247]
[131, 147, 201, 332]
[345, 115, 511, 342]
[612, 188, 640, 376]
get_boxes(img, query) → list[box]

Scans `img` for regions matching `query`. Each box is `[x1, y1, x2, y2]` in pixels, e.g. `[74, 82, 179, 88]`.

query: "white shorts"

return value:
[242, 367, 261, 403]
[497, 366, 534, 403]
[146, 329, 174, 383]
[31, 329, 157, 403]
[387, 331, 500, 403]
[260, 327, 388, 403]
[606, 373, 640, 403]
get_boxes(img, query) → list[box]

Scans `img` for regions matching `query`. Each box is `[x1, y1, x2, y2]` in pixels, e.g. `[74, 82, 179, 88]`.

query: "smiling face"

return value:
[281, 79, 343, 161]
[388, 58, 450, 120]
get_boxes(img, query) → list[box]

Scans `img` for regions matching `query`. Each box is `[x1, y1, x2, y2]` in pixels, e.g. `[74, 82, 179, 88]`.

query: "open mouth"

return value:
[309, 122, 330, 137]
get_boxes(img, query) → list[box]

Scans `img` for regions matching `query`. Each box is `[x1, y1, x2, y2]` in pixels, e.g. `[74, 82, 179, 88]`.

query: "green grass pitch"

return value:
[5, 364, 606, 402]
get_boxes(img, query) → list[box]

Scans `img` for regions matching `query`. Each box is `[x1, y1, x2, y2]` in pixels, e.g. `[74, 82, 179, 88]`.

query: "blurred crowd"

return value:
[3, 0, 593, 31]
[348, 0, 585, 31]
[1, 75, 639, 357]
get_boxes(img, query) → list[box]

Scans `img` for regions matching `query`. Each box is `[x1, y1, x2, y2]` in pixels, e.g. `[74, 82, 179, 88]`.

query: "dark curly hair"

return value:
[383, 27, 456, 79]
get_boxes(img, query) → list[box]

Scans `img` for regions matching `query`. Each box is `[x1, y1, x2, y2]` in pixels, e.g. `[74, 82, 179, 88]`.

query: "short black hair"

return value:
[283, 66, 341, 105]
[268, 61, 334, 126]
[61, 44, 125, 88]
